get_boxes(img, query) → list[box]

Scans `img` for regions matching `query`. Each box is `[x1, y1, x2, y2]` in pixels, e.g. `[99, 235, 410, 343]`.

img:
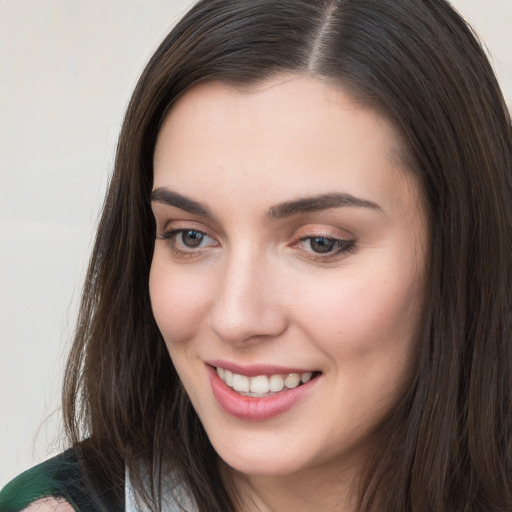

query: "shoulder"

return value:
[22, 497, 74, 511]
[0, 446, 124, 512]
[0, 449, 78, 512]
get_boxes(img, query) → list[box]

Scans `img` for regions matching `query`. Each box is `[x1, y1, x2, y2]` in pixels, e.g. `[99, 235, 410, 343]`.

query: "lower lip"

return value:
[208, 366, 320, 421]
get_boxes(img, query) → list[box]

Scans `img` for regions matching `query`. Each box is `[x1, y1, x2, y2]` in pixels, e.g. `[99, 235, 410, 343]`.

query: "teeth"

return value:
[284, 373, 301, 389]
[301, 372, 312, 384]
[224, 370, 234, 386]
[232, 374, 250, 392]
[216, 368, 315, 396]
[250, 375, 270, 394]
[269, 374, 284, 392]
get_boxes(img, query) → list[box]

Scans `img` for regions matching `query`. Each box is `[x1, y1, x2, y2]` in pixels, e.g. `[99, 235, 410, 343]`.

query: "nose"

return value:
[208, 249, 289, 345]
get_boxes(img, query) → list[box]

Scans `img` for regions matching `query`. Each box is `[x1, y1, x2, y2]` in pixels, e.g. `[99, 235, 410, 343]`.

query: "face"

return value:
[150, 75, 427, 482]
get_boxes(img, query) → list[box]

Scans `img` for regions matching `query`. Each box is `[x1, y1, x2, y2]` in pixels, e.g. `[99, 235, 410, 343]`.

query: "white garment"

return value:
[125, 468, 198, 512]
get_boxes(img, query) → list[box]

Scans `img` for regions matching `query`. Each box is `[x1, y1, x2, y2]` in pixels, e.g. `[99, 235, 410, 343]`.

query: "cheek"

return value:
[293, 256, 424, 364]
[149, 254, 212, 349]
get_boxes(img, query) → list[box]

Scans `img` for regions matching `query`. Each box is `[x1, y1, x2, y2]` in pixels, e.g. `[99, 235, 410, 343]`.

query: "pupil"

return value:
[182, 230, 203, 247]
[310, 237, 335, 253]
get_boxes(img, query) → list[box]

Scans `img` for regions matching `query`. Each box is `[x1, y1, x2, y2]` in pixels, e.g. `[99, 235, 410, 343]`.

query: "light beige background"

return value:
[1, 0, 511, 487]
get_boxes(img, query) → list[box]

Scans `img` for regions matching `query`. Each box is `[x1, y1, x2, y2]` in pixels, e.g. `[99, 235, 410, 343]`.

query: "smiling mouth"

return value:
[215, 366, 320, 397]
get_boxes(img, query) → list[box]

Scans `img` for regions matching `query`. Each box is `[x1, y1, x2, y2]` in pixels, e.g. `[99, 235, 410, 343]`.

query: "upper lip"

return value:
[205, 359, 318, 377]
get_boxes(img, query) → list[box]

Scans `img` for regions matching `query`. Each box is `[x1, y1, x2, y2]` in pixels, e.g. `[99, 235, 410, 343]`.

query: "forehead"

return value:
[158, 75, 402, 152]
[153, 74, 417, 219]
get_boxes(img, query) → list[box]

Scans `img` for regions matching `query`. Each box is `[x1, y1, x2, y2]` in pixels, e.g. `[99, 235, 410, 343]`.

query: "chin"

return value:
[205, 426, 331, 479]
[220, 449, 305, 477]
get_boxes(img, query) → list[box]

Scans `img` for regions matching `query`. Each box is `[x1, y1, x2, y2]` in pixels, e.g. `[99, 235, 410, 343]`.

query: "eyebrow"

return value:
[151, 188, 211, 217]
[151, 188, 381, 219]
[267, 193, 382, 219]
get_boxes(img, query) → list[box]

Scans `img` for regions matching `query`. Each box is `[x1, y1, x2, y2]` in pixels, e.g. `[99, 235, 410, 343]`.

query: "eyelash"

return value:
[157, 229, 218, 258]
[157, 229, 355, 261]
[294, 236, 355, 261]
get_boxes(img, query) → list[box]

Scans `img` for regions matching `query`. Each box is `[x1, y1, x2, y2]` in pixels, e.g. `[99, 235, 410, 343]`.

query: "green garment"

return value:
[0, 448, 123, 512]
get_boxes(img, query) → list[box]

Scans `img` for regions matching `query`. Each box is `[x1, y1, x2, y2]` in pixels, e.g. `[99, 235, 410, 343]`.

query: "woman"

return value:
[1, 0, 511, 511]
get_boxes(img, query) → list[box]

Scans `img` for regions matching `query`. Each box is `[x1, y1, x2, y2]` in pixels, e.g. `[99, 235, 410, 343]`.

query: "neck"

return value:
[222, 459, 363, 512]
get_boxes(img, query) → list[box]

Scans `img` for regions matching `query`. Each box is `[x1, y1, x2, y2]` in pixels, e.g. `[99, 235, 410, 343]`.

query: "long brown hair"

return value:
[63, 1, 512, 510]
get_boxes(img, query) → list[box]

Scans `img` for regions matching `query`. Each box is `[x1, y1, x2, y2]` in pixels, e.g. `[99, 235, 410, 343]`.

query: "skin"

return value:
[150, 75, 427, 511]
[23, 498, 73, 511]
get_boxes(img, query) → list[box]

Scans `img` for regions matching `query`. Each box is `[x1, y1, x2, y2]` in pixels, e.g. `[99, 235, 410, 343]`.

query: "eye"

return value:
[296, 235, 355, 260]
[308, 237, 338, 253]
[178, 230, 209, 248]
[157, 228, 218, 257]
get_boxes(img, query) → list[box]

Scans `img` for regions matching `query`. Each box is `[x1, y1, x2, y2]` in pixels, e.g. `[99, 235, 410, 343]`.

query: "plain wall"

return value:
[1, 0, 511, 487]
